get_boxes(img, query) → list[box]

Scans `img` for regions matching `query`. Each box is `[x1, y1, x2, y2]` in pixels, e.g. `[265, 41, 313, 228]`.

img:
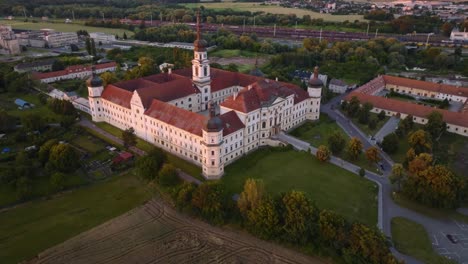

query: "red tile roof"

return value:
[219, 111, 245, 136]
[382, 75, 468, 97]
[144, 99, 208, 136]
[101, 85, 133, 108]
[32, 62, 117, 80]
[173, 68, 264, 92]
[345, 92, 468, 128]
[221, 79, 309, 113]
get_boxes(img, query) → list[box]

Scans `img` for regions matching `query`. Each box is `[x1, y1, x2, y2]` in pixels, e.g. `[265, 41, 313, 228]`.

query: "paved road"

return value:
[374, 116, 400, 143]
[318, 95, 468, 263]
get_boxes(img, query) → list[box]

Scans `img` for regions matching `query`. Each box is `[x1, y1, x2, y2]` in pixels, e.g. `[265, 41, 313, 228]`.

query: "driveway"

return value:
[374, 116, 400, 143]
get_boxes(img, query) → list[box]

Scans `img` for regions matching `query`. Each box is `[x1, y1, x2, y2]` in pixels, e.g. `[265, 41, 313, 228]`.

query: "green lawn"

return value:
[290, 113, 348, 147]
[184, 2, 366, 22]
[0, 173, 153, 264]
[92, 121, 203, 179]
[2, 93, 62, 121]
[6, 20, 133, 37]
[393, 194, 468, 223]
[351, 112, 390, 137]
[71, 134, 106, 153]
[221, 148, 378, 226]
[290, 114, 380, 174]
[391, 217, 455, 264]
[209, 49, 259, 58]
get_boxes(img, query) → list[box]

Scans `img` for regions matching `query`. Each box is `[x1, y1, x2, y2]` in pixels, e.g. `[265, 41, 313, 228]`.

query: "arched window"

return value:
[204, 66, 208, 76]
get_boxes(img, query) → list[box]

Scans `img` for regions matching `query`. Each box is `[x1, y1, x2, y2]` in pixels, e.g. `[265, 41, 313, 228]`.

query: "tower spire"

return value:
[196, 9, 201, 41]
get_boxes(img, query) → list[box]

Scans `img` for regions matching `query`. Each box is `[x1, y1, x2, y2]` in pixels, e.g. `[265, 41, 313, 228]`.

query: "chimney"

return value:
[233, 91, 238, 100]
[168, 68, 172, 74]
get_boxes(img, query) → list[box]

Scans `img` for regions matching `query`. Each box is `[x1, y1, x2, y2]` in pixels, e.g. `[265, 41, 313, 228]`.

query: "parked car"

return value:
[447, 234, 458, 244]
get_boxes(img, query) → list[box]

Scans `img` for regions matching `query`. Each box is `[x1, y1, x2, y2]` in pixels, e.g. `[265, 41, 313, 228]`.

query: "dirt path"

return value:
[26, 199, 327, 264]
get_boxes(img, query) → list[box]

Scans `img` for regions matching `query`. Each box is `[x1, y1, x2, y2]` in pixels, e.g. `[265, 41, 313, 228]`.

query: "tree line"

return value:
[133, 145, 401, 263]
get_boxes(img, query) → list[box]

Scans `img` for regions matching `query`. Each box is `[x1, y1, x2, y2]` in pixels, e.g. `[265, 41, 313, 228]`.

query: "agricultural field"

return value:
[4, 20, 133, 37]
[221, 147, 378, 226]
[25, 198, 325, 264]
[185, 2, 366, 22]
[0, 173, 153, 263]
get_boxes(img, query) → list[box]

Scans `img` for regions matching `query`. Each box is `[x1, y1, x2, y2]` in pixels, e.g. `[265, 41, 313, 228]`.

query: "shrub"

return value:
[158, 164, 180, 187]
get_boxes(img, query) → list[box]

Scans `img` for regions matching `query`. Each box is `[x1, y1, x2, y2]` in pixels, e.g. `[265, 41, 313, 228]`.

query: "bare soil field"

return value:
[26, 199, 327, 264]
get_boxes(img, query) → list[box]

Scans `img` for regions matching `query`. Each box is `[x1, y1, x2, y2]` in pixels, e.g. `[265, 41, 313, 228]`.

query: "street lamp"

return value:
[425, 33, 434, 49]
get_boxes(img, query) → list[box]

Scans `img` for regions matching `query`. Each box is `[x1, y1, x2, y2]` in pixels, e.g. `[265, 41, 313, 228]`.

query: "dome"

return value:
[194, 39, 208, 51]
[308, 77, 323, 88]
[308, 66, 323, 88]
[86, 74, 103, 87]
[205, 116, 223, 132]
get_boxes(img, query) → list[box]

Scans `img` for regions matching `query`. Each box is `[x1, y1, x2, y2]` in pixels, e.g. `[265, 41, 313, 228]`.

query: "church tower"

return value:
[192, 11, 211, 110]
[307, 66, 322, 121]
[202, 101, 224, 179]
[87, 68, 104, 122]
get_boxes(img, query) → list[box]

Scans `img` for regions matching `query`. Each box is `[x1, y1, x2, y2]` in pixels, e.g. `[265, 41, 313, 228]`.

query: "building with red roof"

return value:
[33, 62, 117, 83]
[87, 14, 322, 179]
[345, 75, 468, 137]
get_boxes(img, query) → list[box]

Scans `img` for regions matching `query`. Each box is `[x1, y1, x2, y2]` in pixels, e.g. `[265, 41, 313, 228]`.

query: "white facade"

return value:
[90, 32, 116, 44]
[88, 25, 321, 179]
[45, 32, 78, 48]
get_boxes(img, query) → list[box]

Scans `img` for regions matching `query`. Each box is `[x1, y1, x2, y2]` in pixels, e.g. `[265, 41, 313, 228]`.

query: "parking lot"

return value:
[431, 220, 468, 263]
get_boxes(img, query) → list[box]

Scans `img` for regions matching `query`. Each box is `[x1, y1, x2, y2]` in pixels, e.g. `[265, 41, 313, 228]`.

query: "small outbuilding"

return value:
[112, 151, 134, 164]
[329, 78, 348, 94]
[15, 98, 32, 109]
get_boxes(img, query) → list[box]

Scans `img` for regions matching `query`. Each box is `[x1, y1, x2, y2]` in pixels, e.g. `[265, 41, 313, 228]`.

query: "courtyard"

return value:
[221, 147, 378, 226]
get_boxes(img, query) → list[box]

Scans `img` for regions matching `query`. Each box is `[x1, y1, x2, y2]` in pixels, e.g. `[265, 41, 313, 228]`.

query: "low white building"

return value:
[45, 32, 79, 48]
[33, 62, 117, 83]
[90, 32, 116, 44]
[450, 29, 468, 42]
[329, 78, 348, 94]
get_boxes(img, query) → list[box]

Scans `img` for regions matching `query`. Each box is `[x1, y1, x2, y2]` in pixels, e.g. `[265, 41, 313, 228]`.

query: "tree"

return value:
[0, 109, 16, 132]
[316, 145, 331, 162]
[16, 176, 32, 200]
[396, 115, 414, 136]
[158, 163, 179, 187]
[48, 143, 79, 172]
[346, 96, 360, 118]
[377, 110, 386, 121]
[328, 131, 346, 154]
[365, 146, 381, 164]
[136, 149, 166, 180]
[191, 181, 228, 224]
[408, 153, 433, 175]
[21, 113, 43, 131]
[441, 22, 453, 37]
[123, 32, 128, 40]
[85, 37, 91, 54]
[368, 116, 378, 130]
[358, 102, 373, 124]
[122, 127, 137, 148]
[51, 60, 65, 71]
[38, 139, 58, 164]
[174, 182, 197, 211]
[50, 172, 66, 191]
[238, 178, 265, 217]
[100, 72, 118, 86]
[425, 111, 446, 139]
[280, 190, 317, 244]
[347, 137, 363, 160]
[246, 197, 281, 240]
[408, 129, 432, 154]
[90, 39, 97, 57]
[389, 163, 404, 191]
[403, 165, 464, 208]
[318, 209, 347, 250]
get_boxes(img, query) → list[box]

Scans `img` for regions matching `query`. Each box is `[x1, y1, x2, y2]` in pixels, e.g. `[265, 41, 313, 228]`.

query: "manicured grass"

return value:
[391, 217, 455, 264]
[351, 112, 390, 137]
[290, 115, 380, 174]
[184, 2, 365, 22]
[209, 49, 259, 58]
[290, 113, 348, 147]
[92, 122, 203, 179]
[221, 148, 378, 226]
[0, 173, 153, 264]
[2, 93, 62, 121]
[6, 20, 134, 37]
[393, 194, 468, 223]
[71, 135, 105, 153]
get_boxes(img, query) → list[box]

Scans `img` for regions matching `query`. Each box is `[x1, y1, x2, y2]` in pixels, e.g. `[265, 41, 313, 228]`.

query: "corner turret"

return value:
[308, 66, 323, 98]
[202, 101, 224, 179]
[87, 67, 104, 122]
